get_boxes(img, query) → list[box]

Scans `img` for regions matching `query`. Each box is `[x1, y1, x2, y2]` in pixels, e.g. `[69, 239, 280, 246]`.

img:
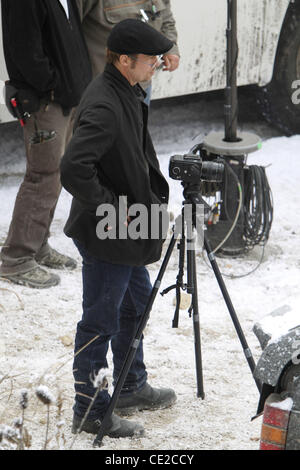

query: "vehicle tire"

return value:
[279, 364, 300, 450]
[257, 4, 300, 136]
[279, 363, 300, 394]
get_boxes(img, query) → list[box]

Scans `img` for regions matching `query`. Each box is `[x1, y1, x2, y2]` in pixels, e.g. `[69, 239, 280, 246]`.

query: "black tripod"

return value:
[93, 187, 261, 447]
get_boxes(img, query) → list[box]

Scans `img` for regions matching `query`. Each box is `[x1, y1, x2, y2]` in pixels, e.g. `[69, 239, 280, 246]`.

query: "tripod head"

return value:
[182, 182, 211, 219]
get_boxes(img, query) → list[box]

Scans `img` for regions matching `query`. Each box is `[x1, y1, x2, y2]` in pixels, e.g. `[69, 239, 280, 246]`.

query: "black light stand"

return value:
[203, 0, 262, 256]
[224, 0, 238, 142]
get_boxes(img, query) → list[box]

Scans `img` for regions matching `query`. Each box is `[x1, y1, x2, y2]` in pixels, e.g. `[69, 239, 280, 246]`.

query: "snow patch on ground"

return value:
[0, 127, 299, 450]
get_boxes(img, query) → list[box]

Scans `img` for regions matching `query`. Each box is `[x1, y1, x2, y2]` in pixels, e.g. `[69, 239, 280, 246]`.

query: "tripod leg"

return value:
[203, 234, 261, 393]
[93, 233, 178, 447]
[187, 246, 205, 399]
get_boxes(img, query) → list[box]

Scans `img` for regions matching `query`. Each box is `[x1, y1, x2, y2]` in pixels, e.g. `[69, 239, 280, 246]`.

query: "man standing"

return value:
[76, 0, 180, 104]
[60, 19, 176, 438]
[0, 0, 92, 288]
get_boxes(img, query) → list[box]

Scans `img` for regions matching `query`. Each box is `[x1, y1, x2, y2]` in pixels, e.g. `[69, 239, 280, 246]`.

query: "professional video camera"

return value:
[169, 152, 224, 184]
[168, 149, 226, 226]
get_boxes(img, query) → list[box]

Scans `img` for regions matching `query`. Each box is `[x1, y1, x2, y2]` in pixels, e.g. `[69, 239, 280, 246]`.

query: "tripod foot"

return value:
[93, 436, 103, 448]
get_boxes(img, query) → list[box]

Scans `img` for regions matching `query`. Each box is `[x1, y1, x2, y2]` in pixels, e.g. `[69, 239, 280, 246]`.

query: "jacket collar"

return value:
[104, 63, 147, 102]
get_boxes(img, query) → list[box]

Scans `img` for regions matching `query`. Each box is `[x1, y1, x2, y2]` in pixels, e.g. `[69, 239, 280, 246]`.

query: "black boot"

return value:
[72, 412, 144, 438]
[116, 383, 177, 416]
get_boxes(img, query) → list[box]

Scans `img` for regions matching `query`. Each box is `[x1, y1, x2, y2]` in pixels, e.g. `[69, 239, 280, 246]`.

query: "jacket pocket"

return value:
[103, 0, 166, 24]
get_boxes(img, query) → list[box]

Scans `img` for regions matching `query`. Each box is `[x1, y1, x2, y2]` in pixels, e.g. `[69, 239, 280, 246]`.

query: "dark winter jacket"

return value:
[60, 64, 169, 266]
[1, 0, 92, 110]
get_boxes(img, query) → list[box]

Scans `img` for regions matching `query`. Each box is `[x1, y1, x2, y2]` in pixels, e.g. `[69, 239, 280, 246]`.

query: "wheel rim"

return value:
[280, 364, 300, 393]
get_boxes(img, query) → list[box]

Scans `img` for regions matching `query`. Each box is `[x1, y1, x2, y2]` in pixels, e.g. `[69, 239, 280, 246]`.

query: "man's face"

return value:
[128, 54, 162, 84]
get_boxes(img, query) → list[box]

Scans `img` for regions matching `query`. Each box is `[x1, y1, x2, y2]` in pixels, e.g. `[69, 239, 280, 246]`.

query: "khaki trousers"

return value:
[0, 102, 76, 275]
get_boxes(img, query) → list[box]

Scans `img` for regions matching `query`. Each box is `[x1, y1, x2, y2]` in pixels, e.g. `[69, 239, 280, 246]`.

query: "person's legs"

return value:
[73, 240, 176, 426]
[73, 241, 137, 420]
[0, 103, 75, 285]
[36, 107, 77, 265]
[71, 241, 145, 437]
[111, 266, 152, 393]
[111, 265, 177, 414]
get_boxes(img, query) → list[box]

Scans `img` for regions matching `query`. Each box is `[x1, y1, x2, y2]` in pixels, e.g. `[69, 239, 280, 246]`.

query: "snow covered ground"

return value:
[0, 93, 299, 450]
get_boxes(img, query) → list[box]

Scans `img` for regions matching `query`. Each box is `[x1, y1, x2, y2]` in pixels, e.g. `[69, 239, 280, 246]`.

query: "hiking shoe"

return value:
[115, 383, 177, 416]
[36, 247, 77, 270]
[0, 266, 60, 289]
[72, 412, 144, 438]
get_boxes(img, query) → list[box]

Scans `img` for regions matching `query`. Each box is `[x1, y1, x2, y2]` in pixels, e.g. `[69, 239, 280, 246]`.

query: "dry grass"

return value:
[0, 336, 109, 450]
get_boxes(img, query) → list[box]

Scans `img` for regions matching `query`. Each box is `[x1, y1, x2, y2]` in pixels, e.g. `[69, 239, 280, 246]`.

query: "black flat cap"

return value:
[107, 18, 174, 56]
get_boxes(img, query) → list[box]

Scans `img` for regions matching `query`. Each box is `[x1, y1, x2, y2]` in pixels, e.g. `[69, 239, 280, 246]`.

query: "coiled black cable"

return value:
[243, 165, 273, 251]
[202, 164, 273, 279]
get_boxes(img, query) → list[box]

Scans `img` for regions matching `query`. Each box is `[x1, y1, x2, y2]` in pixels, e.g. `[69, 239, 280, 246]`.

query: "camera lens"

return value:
[201, 161, 224, 182]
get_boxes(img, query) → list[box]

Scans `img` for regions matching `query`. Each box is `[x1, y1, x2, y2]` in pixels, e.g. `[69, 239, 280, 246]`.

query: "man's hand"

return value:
[162, 54, 180, 72]
[107, 213, 131, 231]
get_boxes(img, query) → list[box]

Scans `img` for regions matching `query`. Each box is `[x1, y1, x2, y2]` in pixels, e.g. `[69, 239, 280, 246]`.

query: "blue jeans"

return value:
[73, 240, 152, 419]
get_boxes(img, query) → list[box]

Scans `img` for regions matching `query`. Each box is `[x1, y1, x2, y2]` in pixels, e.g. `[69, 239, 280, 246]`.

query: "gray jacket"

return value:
[76, 0, 179, 79]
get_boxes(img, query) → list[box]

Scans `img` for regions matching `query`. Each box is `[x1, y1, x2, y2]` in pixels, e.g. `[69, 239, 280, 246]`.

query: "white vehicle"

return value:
[0, 0, 299, 133]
